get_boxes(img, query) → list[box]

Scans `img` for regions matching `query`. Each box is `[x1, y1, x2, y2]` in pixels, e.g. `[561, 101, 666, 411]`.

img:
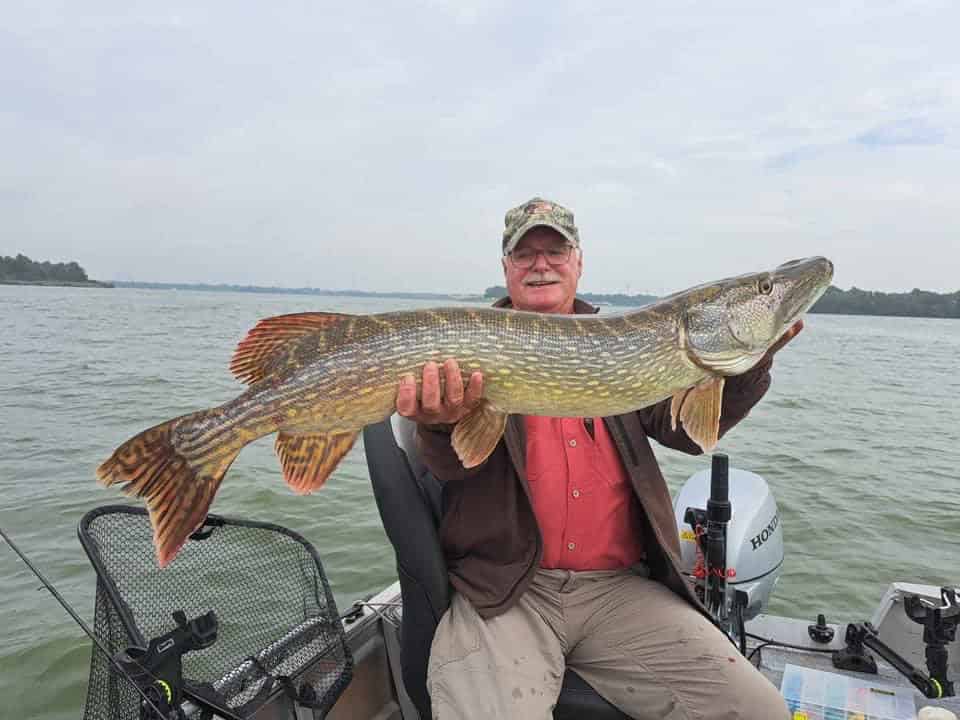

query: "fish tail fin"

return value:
[96, 412, 243, 568]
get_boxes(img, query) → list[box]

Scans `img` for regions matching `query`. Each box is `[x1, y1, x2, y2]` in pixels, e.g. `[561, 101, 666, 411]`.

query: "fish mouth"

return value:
[775, 256, 834, 282]
[774, 256, 834, 326]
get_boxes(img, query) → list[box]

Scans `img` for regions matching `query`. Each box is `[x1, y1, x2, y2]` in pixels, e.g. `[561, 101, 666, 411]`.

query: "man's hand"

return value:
[396, 358, 484, 425]
[764, 319, 804, 359]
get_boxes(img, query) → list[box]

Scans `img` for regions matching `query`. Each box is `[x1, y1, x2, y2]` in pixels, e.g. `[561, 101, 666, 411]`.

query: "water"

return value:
[1, 285, 957, 719]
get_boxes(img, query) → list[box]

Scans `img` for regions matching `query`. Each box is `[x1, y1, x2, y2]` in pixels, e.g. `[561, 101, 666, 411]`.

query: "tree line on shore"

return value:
[811, 285, 960, 318]
[1, 253, 90, 283]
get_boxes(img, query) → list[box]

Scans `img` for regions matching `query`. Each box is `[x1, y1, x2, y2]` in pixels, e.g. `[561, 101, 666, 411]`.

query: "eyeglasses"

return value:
[506, 244, 575, 269]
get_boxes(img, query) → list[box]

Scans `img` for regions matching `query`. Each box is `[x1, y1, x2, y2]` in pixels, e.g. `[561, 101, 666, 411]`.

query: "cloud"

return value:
[2, 1, 960, 294]
[855, 118, 947, 148]
[765, 146, 828, 171]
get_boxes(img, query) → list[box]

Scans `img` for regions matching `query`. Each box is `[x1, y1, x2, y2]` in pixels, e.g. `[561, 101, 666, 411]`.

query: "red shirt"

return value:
[524, 416, 645, 570]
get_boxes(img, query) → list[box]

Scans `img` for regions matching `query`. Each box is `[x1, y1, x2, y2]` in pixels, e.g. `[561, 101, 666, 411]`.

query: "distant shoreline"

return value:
[7, 279, 957, 320]
[110, 280, 485, 301]
[1, 279, 114, 288]
[116, 281, 960, 319]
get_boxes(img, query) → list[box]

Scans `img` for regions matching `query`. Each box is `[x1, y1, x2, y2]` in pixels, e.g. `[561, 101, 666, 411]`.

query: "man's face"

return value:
[502, 226, 582, 314]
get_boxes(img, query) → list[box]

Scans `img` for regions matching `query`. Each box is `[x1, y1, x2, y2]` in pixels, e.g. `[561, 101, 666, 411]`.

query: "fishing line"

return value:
[0, 525, 172, 719]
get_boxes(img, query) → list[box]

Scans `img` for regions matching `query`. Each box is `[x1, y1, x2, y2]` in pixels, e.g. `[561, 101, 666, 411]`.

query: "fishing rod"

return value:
[0, 524, 175, 720]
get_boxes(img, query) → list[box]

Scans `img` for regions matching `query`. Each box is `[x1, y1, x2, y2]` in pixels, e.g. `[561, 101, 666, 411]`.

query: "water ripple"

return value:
[2, 289, 959, 720]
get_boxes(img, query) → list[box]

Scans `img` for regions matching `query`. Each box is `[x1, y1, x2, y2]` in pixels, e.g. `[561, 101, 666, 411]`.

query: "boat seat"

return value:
[364, 416, 631, 720]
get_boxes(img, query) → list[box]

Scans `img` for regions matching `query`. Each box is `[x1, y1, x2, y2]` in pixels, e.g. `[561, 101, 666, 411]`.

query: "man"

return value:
[396, 197, 796, 719]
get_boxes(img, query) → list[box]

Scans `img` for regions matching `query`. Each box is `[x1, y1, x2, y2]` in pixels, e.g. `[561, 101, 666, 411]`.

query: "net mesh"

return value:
[80, 506, 352, 719]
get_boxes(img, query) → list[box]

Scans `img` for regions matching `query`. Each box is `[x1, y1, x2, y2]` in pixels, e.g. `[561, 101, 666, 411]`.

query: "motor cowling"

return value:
[672, 466, 783, 620]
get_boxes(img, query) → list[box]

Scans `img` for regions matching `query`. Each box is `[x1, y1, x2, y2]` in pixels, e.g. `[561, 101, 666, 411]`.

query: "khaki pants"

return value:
[427, 566, 789, 720]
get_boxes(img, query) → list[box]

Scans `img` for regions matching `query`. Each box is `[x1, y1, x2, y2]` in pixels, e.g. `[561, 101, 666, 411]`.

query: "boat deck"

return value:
[748, 614, 960, 717]
[330, 583, 960, 719]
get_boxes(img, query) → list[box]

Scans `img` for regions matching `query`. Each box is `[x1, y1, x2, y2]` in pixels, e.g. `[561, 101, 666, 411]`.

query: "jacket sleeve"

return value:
[637, 355, 773, 455]
[415, 423, 488, 483]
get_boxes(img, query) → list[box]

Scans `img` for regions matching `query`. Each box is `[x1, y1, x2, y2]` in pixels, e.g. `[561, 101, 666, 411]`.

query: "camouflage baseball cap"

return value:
[502, 197, 580, 255]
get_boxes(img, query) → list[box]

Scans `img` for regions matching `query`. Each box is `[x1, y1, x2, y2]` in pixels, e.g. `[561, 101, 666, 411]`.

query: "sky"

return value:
[2, 1, 958, 295]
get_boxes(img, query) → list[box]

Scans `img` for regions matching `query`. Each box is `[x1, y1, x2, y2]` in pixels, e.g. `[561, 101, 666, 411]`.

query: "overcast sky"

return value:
[3, 1, 958, 295]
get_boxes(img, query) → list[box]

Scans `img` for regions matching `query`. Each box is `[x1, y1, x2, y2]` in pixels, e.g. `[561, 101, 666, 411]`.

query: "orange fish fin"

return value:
[230, 312, 353, 385]
[451, 400, 508, 468]
[275, 430, 358, 494]
[96, 413, 242, 568]
[670, 387, 693, 431]
[672, 377, 725, 452]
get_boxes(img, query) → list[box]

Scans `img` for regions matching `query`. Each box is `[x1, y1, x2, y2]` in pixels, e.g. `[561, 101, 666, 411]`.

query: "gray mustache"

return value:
[524, 274, 561, 284]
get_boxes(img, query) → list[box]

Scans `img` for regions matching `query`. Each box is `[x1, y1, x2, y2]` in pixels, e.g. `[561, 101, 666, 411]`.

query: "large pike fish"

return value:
[98, 256, 833, 566]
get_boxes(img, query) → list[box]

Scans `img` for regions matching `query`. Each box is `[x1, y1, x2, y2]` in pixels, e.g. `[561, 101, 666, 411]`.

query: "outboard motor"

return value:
[673, 457, 784, 627]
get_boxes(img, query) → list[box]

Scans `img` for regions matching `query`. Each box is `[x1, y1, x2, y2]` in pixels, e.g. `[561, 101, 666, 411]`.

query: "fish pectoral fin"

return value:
[231, 312, 354, 385]
[670, 387, 693, 431]
[275, 430, 358, 494]
[672, 377, 725, 453]
[451, 400, 508, 468]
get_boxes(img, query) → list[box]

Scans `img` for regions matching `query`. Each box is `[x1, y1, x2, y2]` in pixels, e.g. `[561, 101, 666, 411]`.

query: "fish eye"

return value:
[758, 277, 773, 295]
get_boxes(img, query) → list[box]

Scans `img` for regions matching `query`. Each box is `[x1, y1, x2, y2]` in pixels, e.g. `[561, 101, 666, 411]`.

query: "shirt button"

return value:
[568, 439, 577, 448]
[567, 542, 576, 551]
[572, 489, 581, 498]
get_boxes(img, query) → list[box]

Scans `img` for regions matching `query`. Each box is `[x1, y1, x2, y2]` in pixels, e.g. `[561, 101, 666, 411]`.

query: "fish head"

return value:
[682, 256, 834, 375]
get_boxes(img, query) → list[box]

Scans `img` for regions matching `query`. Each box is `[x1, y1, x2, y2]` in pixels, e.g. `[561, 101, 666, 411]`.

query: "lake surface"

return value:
[1, 285, 957, 719]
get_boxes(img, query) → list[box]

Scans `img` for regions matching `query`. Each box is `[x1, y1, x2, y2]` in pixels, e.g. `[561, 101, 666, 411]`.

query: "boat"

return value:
[76, 416, 959, 720]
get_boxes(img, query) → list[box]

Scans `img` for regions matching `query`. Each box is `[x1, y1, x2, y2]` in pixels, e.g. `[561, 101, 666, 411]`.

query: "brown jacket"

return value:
[416, 297, 773, 618]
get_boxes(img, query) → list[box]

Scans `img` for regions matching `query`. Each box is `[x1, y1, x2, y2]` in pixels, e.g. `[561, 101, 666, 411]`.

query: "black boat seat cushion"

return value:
[365, 416, 630, 720]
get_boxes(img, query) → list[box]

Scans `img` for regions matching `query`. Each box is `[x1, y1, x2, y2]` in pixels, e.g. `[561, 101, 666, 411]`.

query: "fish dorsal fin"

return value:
[452, 399, 508, 468]
[275, 430, 358, 494]
[230, 312, 352, 384]
[670, 377, 725, 453]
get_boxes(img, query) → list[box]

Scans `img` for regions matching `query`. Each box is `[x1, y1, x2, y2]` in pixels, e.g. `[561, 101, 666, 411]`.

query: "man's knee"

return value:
[427, 593, 564, 720]
[728, 666, 790, 720]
